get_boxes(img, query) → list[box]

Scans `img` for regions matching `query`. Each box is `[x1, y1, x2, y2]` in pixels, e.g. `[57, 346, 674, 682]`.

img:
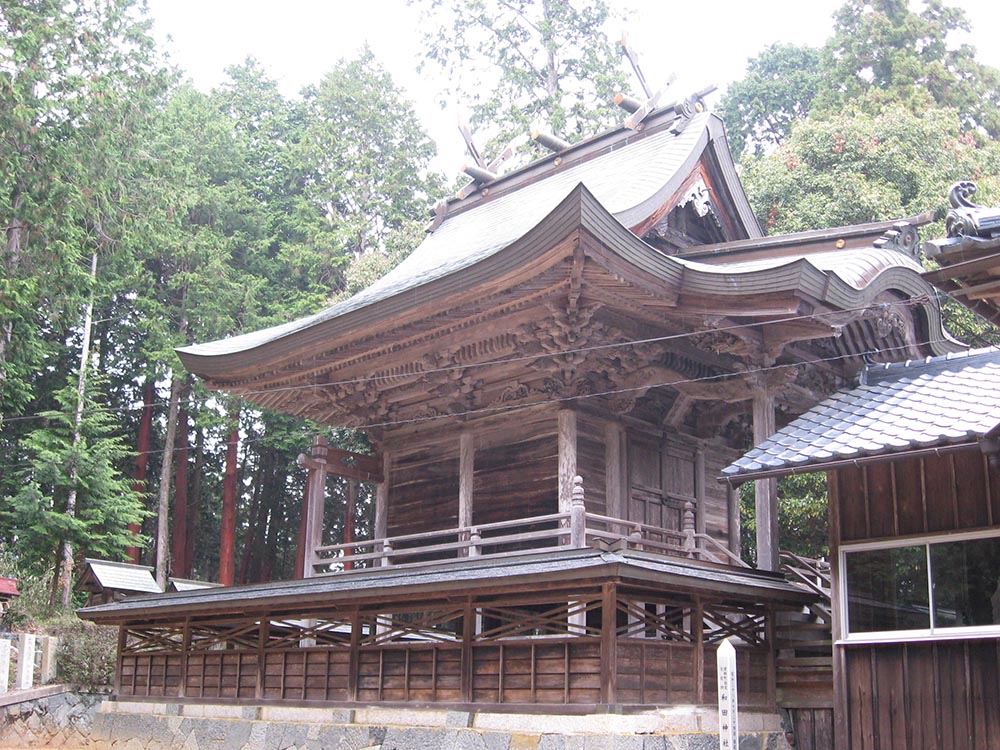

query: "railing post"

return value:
[629, 525, 643, 551]
[683, 501, 697, 558]
[382, 539, 393, 567]
[570, 475, 586, 548]
[469, 528, 481, 557]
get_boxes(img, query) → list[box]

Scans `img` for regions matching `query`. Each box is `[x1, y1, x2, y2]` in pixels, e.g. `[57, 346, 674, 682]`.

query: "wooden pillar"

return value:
[343, 480, 357, 571]
[600, 582, 617, 705]
[693, 598, 705, 704]
[296, 436, 329, 579]
[348, 609, 361, 702]
[605, 422, 626, 519]
[374, 452, 391, 543]
[753, 389, 780, 571]
[255, 618, 267, 700]
[461, 597, 475, 703]
[179, 620, 191, 698]
[219, 422, 239, 586]
[828, 469, 850, 749]
[459, 431, 474, 529]
[727, 482, 741, 557]
[558, 409, 578, 513]
[694, 445, 706, 535]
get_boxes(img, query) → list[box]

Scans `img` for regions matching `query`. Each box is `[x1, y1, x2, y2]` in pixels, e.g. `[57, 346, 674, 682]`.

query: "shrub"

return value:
[47, 617, 117, 691]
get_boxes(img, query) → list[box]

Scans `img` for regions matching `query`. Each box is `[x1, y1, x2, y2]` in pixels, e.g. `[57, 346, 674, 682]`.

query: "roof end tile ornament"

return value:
[872, 221, 920, 258]
[945, 180, 1000, 240]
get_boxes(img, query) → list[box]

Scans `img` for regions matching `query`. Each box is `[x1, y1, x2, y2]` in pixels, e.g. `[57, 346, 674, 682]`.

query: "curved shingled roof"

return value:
[722, 347, 1000, 483]
[178, 112, 752, 366]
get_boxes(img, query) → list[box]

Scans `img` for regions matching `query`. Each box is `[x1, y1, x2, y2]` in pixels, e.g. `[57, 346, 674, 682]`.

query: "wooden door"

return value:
[626, 436, 688, 531]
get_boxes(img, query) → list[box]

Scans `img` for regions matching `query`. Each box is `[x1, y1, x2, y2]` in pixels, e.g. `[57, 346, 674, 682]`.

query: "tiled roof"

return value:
[722, 347, 1000, 482]
[79, 558, 161, 594]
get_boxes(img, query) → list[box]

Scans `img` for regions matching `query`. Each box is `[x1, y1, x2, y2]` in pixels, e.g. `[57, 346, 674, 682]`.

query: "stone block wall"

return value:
[0, 687, 104, 747]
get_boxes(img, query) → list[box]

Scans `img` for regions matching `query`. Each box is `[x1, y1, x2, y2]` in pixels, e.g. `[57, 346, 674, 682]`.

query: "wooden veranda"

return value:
[87, 544, 811, 711]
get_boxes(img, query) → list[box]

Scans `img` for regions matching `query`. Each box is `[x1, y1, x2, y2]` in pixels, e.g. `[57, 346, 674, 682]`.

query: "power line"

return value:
[4, 335, 985, 474]
[0, 294, 950, 427]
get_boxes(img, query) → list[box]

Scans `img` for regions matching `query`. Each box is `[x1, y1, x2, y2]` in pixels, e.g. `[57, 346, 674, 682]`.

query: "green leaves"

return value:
[739, 105, 1000, 235]
[415, 0, 629, 155]
[7, 376, 145, 576]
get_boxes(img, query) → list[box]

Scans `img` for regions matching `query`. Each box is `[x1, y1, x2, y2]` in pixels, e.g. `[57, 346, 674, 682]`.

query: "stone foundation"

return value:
[91, 701, 793, 750]
[0, 685, 105, 747]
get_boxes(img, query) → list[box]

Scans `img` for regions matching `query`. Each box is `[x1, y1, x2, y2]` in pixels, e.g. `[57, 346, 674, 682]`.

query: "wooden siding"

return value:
[842, 641, 1000, 750]
[113, 585, 780, 710]
[832, 450, 1000, 750]
[387, 451, 459, 538]
[836, 449, 998, 543]
[473, 435, 558, 526]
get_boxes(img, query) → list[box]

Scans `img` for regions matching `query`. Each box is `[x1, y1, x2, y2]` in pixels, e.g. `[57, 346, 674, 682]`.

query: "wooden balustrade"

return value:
[308, 506, 747, 576]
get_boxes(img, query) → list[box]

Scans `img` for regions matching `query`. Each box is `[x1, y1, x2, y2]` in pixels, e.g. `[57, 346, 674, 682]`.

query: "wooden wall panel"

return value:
[473, 435, 558, 526]
[837, 464, 868, 542]
[701, 644, 770, 708]
[577, 412, 608, 515]
[843, 641, 1000, 750]
[616, 640, 696, 705]
[865, 463, 895, 539]
[954, 450, 990, 529]
[118, 654, 182, 698]
[469, 640, 601, 705]
[922, 453, 957, 533]
[891, 459, 925, 537]
[388, 454, 459, 537]
[835, 449, 998, 544]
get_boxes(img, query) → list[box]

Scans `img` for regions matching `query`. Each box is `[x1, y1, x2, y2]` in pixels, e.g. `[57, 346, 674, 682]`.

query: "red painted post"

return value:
[219, 417, 239, 586]
[127, 380, 155, 563]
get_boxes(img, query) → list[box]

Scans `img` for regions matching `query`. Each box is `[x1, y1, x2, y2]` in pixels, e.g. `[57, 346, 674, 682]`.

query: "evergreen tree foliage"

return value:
[716, 44, 824, 158]
[414, 0, 629, 153]
[740, 105, 1000, 234]
[7, 376, 143, 576]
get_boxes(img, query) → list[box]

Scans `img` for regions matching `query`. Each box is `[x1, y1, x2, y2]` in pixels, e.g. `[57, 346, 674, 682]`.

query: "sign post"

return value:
[717, 637, 739, 750]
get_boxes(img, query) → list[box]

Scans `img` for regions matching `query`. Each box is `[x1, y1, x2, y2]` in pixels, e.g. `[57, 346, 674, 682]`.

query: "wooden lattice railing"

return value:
[308, 478, 747, 576]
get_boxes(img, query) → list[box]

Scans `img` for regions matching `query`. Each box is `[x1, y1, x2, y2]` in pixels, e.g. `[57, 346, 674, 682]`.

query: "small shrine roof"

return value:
[722, 347, 1000, 483]
[77, 558, 161, 595]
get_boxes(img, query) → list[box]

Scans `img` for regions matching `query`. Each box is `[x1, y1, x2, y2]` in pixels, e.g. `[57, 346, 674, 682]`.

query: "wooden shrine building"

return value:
[80, 101, 958, 718]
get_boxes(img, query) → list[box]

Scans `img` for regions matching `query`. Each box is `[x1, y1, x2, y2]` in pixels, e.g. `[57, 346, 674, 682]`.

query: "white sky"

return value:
[144, 0, 1000, 172]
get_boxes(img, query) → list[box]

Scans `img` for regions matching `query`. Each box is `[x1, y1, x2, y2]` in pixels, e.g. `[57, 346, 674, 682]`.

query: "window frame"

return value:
[838, 527, 1000, 643]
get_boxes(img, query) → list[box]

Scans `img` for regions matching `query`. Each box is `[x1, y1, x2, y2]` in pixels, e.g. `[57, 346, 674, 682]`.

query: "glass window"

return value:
[845, 546, 929, 634]
[931, 537, 1000, 628]
[842, 532, 1000, 638]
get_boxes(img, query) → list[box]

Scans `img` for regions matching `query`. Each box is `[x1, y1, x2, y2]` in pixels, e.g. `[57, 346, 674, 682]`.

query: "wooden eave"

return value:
[923, 234, 1000, 327]
[679, 212, 934, 264]
[77, 549, 811, 626]
[176, 187, 956, 430]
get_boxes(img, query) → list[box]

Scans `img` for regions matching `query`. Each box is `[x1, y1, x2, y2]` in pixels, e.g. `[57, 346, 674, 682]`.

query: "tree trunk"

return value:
[154, 375, 182, 590]
[57, 251, 98, 610]
[219, 413, 239, 586]
[186, 426, 205, 576]
[171, 388, 190, 578]
[127, 379, 155, 563]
